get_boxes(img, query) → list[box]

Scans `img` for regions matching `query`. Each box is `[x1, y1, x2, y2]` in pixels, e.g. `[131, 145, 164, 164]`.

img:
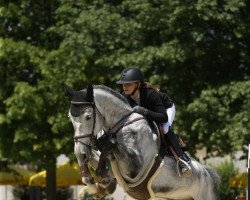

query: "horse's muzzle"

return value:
[74, 143, 91, 164]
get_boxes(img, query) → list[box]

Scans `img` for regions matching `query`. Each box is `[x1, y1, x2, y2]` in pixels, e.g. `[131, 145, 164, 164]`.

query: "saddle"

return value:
[157, 124, 188, 160]
[146, 120, 188, 159]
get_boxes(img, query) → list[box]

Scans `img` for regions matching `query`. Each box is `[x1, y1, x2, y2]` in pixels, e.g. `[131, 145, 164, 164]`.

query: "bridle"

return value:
[70, 98, 145, 182]
[71, 100, 133, 150]
[71, 100, 144, 152]
[71, 101, 97, 149]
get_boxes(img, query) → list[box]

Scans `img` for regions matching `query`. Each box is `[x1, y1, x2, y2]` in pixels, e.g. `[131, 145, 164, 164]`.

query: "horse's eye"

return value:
[86, 115, 91, 121]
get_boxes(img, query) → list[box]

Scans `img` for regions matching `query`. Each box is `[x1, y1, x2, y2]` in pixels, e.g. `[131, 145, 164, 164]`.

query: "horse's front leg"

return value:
[74, 143, 105, 198]
[79, 163, 106, 198]
[77, 148, 116, 198]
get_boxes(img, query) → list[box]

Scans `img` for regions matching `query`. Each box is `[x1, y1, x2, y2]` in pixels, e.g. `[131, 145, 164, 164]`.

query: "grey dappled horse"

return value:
[65, 84, 220, 200]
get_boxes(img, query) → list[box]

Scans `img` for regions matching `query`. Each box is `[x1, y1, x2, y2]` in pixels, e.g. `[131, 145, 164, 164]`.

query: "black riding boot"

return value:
[164, 129, 191, 177]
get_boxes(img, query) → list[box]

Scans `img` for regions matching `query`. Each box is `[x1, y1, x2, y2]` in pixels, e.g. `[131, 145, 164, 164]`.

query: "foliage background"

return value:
[0, 0, 249, 199]
[214, 161, 239, 200]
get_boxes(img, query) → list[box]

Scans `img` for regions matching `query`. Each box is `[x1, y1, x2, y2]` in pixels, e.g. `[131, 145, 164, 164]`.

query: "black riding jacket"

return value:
[125, 87, 172, 123]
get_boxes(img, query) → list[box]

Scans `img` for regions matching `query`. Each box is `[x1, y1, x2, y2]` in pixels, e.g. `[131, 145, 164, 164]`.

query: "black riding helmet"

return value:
[116, 67, 144, 84]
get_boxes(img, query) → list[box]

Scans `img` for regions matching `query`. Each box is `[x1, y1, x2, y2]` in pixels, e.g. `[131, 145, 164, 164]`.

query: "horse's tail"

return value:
[204, 165, 221, 200]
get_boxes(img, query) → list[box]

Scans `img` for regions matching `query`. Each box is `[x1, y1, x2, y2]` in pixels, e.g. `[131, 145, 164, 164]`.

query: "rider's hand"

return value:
[133, 106, 148, 116]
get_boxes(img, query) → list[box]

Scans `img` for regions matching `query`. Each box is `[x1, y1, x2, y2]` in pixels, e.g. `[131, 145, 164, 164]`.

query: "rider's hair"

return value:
[140, 82, 160, 92]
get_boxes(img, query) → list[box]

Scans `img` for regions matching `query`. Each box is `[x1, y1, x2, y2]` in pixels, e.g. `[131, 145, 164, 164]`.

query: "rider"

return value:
[116, 67, 191, 177]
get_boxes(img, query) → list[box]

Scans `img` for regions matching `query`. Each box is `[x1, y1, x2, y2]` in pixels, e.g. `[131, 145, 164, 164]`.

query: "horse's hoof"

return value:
[92, 184, 106, 199]
[105, 179, 117, 194]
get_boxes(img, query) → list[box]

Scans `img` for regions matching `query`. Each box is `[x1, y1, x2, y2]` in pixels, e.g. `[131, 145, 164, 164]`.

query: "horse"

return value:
[65, 84, 220, 200]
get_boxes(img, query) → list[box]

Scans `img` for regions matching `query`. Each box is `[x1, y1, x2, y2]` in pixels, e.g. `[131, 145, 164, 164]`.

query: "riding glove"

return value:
[133, 106, 168, 122]
[133, 106, 148, 116]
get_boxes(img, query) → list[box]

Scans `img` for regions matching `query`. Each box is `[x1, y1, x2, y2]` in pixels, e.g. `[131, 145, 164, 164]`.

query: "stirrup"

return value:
[177, 158, 192, 177]
[183, 152, 191, 164]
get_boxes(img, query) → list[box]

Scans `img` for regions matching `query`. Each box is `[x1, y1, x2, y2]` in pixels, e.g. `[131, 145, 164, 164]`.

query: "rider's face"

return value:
[123, 82, 139, 95]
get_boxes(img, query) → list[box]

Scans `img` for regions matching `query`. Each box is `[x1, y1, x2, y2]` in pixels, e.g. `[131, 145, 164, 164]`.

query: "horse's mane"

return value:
[93, 85, 131, 107]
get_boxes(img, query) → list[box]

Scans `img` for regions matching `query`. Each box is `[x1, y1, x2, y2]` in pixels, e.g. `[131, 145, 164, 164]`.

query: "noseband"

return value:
[71, 101, 97, 149]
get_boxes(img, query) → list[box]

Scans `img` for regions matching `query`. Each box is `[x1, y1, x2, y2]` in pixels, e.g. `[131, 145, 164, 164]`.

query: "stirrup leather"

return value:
[177, 158, 191, 177]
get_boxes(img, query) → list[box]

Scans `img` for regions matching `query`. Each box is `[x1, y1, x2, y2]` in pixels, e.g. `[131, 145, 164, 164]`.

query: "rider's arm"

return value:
[140, 88, 168, 123]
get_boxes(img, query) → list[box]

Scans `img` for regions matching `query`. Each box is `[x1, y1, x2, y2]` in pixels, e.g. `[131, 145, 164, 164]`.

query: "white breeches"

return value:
[162, 104, 176, 134]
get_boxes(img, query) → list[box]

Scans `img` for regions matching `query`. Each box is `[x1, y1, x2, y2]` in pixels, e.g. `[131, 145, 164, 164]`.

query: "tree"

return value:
[48, 0, 249, 157]
[183, 80, 250, 157]
[0, 1, 70, 199]
[0, 0, 60, 48]
[0, 37, 75, 199]
[0, 0, 249, 199]
[48, 0, 249, 97]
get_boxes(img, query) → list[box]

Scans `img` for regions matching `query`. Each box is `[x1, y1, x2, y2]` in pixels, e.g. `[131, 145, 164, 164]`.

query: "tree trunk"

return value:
[46, 160, 56, 200]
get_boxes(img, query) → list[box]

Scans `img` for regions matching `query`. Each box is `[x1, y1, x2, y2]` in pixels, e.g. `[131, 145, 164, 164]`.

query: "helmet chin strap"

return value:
[130, 83, 140, 96]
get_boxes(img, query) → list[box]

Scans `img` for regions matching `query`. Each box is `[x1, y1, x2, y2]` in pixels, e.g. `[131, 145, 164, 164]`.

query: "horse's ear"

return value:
[63, 83, 75, 97]
[87, 84, 94, 102]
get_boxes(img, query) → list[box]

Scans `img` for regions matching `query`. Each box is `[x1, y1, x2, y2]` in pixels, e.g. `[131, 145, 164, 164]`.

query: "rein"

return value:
[110, 115, 145, 135]
[71, 99, 146, 183]
[72, 101, 145, 149]
[71, 101, 145, 149]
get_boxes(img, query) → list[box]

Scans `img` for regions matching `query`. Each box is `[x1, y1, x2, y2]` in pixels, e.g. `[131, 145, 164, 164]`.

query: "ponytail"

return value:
[141, 82, 160, 92]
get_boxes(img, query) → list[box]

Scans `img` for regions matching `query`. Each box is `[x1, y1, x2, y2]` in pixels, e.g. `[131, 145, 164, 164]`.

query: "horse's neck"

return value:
[114, 114, 159, 183]
[93, 88, 159, 183]
[94, 88, 132, 129]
